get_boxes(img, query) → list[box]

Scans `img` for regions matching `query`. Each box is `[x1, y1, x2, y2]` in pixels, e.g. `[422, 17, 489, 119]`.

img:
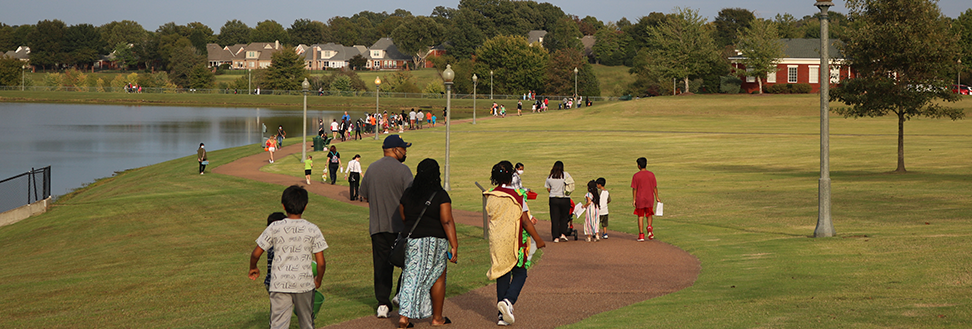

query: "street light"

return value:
[374, 76, 381, 140]
[443, 65, 455, 191]
[959, 59, 963, 88]
[472, 74, 478, 124]
[22, 64, 27, 91]
[814, 1, 835, 238]
[490, 70, 493, 100]
[301, 78, 309, 162]
[573, 67, 579, 107]
[248, 69, 251, 95]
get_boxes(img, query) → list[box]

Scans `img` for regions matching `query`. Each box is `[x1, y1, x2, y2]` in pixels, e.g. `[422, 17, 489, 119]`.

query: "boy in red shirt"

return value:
[631, 157, 660, 242]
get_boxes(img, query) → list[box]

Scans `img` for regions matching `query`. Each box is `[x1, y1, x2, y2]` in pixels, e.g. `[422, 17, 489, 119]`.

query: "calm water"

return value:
[0, 103, 367, 205]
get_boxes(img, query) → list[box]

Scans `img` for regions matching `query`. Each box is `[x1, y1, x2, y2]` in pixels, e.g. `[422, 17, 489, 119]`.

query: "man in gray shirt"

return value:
[359, 134, 413, 318]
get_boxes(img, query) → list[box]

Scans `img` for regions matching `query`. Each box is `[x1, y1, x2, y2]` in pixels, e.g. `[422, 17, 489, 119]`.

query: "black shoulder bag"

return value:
[389, 191, 438, 268]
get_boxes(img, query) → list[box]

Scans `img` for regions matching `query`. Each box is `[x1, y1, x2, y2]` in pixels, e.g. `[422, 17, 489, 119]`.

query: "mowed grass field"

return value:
[3, 94, 972, 328]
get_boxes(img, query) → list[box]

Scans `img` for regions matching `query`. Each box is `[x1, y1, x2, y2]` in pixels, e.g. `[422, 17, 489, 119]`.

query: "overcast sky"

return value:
[4, 0, 970, 31]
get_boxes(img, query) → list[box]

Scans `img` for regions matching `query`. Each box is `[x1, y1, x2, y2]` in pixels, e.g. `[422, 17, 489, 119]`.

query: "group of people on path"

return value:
[243, 133, 661, 329]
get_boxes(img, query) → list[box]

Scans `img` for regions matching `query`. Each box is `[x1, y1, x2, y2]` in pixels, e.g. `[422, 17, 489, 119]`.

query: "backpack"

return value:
[329, 152, 340, 163]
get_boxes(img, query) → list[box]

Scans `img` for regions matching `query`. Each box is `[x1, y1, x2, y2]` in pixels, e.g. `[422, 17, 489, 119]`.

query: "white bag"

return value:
[655, 202, 664, 216]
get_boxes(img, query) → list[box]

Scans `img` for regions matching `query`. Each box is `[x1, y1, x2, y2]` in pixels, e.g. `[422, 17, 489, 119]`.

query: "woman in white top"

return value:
[543, 161, 573, 242]
[346, 154, 363, 201]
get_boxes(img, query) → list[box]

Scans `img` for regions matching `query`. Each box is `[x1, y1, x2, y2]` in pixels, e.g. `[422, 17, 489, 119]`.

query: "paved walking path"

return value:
[215, 129, 701, 329]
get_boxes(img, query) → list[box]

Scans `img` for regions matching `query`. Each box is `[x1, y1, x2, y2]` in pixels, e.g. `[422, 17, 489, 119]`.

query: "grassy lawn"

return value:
[2, 94, 971, 328]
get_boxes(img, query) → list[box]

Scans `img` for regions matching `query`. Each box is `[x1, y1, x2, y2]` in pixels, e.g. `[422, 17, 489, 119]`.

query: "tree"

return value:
[736, 19, 784, 94]
[642, 8, 719, 93]
[168, 45, 205, 88]
[544, 17, 583, 51]
[252, 20, 289, 44]
[100, 20, 147, 51]
[444, 8, 492, 58]
[64, 23, 105, 69]
[579, 16, 603, 35]
[185, 22, 214, 52]
[262, 47, 307, 91]
[954, 9, 972, 78]
[289, 19, 329, 45]
[112, 42, 136, 70]
[0, 56, 26, 86]
[476, 35, 548, 95]
[328, 17, 360, 46]
[545, 48, 599, 96]
[217, 20, 251, 46]
[27, 19, 67, 69]
[381, 70, 421, 93]
[391, 16, 444, 68]
[713, 8, 755, 47]
[833, 0, 964, 172]
[592, 24, 630, 66]
[188, 63, 214, 89]
[349, 54, 367, 70]
[0, 24, 15, 51]
[774, 14, 802, 39]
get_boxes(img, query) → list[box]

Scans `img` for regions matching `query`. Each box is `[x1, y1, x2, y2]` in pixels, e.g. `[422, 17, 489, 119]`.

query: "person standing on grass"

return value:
[197, 143, 207, 175]
[596, 177, 611, 240]
[304, 155, 313, 185]
[631, 157, 660, 242]
[484, 160, 546, 326]
[248, 185, 328, 329]
[346, 154, 362, 201]
[326, 146, 341, 185]
[359, 135, 413, 318]
[277, 125, 286, 148]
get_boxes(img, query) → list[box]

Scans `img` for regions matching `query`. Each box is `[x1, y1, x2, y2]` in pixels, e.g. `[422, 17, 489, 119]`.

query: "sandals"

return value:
[398, 321, 414, 328]
[431, 317, 452, 326]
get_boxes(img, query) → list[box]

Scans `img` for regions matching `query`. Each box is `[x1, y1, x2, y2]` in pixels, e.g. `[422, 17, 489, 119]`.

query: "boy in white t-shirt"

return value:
[596, 178, 611, 239]
[248, 185, 328, 329]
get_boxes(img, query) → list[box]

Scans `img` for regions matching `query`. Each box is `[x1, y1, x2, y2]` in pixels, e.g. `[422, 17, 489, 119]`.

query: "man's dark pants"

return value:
[371, 232, 401, 307]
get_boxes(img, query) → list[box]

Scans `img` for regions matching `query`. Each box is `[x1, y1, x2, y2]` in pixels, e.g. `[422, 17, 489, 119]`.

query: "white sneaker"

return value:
[497, 299, 514, 324]
[376, 305, 390, 318]
[498, 314, 510, 326]
[603, 233, 608, 239]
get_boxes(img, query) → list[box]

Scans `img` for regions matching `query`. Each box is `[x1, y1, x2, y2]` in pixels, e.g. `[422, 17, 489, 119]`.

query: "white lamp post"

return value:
[489, 70, 493, 100]
[248, 69, 251, 95]
[814, 1, 835, 238]
[22, 64, 27, 91]
[443, 65, 455, 191]
[573, 67, 579, 107]
[959, 59, 962, 88]
[301, 78, 309, 162]
[374, 77, 381, 140]
[472, 74, 478, 124]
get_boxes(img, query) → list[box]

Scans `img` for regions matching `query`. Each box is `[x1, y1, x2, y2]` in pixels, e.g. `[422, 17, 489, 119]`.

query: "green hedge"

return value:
[766, 83, 812, 94]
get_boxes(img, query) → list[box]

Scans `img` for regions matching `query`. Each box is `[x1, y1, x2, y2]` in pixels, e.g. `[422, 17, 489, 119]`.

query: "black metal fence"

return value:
[0, 166, 51, 214]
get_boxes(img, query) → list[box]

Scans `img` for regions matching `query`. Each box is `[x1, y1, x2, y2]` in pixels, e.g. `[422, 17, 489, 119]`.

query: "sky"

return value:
[4, 0, 970, 31]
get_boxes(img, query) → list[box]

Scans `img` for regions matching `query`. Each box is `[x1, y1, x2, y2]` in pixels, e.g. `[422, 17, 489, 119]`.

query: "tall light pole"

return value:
[443, 65, 455, 190]
[573, 67, 578, 107]
[22, 64, 27, 91]
[959, 59, 963, 88]
[248, 69, 252, 95]
[374, 77, 381, 140]
[489, 70, 493, 100]
[301, 78, 309, 162]
[814, 1, 835, 238]
[472, 74, 478, 124]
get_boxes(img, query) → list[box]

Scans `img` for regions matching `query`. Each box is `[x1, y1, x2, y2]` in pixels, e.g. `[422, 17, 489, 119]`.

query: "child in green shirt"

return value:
[304, 156, 314, 185]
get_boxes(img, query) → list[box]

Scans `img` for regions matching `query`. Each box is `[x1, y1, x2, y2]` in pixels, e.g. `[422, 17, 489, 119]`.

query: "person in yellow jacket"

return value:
[484, 160, 545, 326]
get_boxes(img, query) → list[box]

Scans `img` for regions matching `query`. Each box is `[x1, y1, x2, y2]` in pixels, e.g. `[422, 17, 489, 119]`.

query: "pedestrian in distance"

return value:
[265, 135, 278, 163]
[582, 180, 601, 242]
[248, 185, 328, 329]
[277, 125, 286, 147]
[326, 146, 341, 185]
[304, 155, 313, 185]
[197, 143, 207, 175]
[596, 177, 611, 240]
[346, 154, 363, 201]
[544, 161, 574, 243]
[631, 157, 660, 241]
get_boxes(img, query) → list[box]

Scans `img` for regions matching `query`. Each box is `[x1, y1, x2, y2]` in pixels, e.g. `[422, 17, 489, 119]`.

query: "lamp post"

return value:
[442, 65, 455, 191]
[248, 69, 252, 95]
[959, 59, 962, 88]
[22, 64, 27, 91]
[814, 1, 835, 238]
[573, 67, 578, 107]
[489, 70, 493, 100]
[374, 77, 381, 140]
[472, 74, 478, 124]
[301, 78, 309, 162]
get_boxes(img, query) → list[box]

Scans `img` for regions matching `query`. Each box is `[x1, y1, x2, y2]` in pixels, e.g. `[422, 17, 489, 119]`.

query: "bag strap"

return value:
[403, 191, 438, 239]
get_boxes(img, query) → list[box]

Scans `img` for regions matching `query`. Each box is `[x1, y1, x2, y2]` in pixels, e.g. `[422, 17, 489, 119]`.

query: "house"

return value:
[580, 35, 596, 58]
[729, 39, 855, 93]
[297, 43, 364, 70]
[4, 46, 30, 62]
[207, 38, 443, 71]
[206, 43, 235, 68]
[527, 30, 547, 46]
[366, 37, 412, 70]
[230, 41, 283, 70]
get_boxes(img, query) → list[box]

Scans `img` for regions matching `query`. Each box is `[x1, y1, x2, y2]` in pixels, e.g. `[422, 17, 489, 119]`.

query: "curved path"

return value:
[215, 129, 701, 329]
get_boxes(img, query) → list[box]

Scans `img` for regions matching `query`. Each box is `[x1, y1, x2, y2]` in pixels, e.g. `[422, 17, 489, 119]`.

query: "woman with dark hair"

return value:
[544, 161, 573, 242]
[346, 154, 362, 201]
[484, 160, 546, 326]
[326, 145, 341, 185]
[583, 180, 601, 242]
[196, 143, 207, 175]
[397, 158, 458, 328]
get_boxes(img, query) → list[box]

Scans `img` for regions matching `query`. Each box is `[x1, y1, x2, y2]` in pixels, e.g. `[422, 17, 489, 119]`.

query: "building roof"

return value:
[206, 43, 236, 62]
[527, 30, 547, 45]
[581, 35, 596, 56]
[302, 43, 364, 62]
[4, 46, 30, 60]
[368, 37, 411, 60]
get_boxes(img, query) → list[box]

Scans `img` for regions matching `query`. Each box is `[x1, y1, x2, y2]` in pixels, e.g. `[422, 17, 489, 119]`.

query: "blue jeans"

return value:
[496, 266, 528, 305]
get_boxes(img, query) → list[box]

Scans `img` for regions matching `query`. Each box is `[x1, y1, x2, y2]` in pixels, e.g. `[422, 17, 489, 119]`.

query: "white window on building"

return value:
[372, 50, 381, 58]
[246, 51, 258, 59]
[249, 62, 255, 68]
[767, 70, 777, 83]
[788, 66, 798, 83]
[809, 65, 819, 84]
[746, 68, 755, 83]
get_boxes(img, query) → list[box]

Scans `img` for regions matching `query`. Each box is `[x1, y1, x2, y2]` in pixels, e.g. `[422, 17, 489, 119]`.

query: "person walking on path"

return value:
[396, 158, 459, 328]
[484, 160, 546, 326]
[304, 155, 314, 185]
[409, 109, 416, 130]
[631, 157, 660, 242]
[596, 177, 611, 240]
[248, 185, 328, 329]
[359, 135, 414, 318]
[197, 143, 207, 175]
[544, 161, 573, 243]
[582, 180, 601, 242]
[326, 146, 341, 185]
[277, 125, 286, 148]
[330, 119, 340, 141]
[266, 135, 278, 164]
[346, 154, 362, 201]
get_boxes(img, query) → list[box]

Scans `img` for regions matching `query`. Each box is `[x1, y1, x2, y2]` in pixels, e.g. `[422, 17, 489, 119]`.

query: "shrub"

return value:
[766, 83, 812, 94]
[720, 76, 741, 94]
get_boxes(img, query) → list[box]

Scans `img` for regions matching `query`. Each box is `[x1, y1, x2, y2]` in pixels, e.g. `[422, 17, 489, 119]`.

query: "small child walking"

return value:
[583, 180, 601, 242]
[596, 178, 611, 239]
[304, 155, 313, 185]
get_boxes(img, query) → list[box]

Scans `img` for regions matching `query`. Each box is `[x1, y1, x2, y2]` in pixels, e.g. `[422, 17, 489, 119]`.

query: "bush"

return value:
[720, 76, 741, 94]
[766, 83, 812, 94]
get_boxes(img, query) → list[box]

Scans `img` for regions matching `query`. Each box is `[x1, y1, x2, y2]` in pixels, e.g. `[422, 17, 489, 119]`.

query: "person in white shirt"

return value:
[409, 109, 417, 130]
[330, 119, 340, 140]
[596, 177, 611, 239]
[347, 154, 363, 201]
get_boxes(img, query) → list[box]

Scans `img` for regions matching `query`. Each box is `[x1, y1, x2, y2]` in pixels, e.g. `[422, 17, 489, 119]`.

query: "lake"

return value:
[0, 103, 368, 211]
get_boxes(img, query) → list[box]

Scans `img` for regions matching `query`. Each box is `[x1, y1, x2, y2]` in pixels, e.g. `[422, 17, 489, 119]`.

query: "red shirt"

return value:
[631, 170, 657, 208]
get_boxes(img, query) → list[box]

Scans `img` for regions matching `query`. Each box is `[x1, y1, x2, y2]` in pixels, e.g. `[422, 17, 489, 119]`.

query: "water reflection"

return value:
[0, 103, 372, 201]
